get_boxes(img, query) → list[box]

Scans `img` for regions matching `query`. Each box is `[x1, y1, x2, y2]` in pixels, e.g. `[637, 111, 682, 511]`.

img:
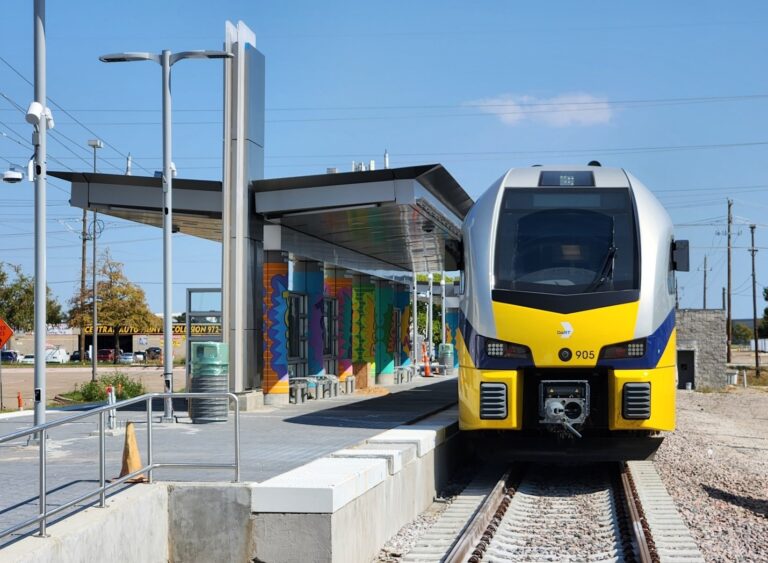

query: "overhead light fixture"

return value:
[2, 168, 23, 184]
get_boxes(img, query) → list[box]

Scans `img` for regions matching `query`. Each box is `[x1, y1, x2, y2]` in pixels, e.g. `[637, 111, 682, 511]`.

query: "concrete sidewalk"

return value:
[0, 376, 457, 547]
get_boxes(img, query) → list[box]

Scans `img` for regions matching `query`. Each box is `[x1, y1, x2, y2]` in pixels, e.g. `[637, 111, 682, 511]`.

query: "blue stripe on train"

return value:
[596, 308, 675, 370]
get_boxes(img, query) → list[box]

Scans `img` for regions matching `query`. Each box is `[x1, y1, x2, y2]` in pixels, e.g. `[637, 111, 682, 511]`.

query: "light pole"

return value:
[86, 139, 104, 381]
[440, 274, 446, 348]
[100, 49, 232, 421]
[32, 0, 49, 430]
[427, 273, 433, 361]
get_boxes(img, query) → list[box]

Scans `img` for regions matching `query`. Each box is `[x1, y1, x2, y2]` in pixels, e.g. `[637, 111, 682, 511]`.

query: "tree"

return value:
[760, 287, 768, 339]
[0, 262, 64, 331]
[732, 323, 753, 346]
[68, 250, 160, 352]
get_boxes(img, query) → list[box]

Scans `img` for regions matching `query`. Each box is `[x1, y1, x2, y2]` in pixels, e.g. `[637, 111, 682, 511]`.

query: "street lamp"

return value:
[100, 49, 232, 421]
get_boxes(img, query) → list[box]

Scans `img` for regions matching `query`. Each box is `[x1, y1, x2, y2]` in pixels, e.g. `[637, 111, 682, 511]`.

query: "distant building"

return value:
[676, 309, 727, 389]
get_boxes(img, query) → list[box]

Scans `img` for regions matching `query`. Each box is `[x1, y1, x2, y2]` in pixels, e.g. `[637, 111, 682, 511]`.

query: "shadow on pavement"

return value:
[283, 378, 457, 429]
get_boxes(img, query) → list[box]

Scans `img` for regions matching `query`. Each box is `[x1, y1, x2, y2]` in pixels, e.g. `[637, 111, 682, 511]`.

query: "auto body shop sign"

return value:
[83, 324, 221, 335]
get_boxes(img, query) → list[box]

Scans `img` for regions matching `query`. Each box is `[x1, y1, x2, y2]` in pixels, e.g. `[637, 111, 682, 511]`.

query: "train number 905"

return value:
[575, 350, 595, 360]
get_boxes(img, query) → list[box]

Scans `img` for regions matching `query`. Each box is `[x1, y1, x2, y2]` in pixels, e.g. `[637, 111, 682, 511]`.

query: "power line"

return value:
[1, 92, 765, 113]
[0, 56, 150, 175]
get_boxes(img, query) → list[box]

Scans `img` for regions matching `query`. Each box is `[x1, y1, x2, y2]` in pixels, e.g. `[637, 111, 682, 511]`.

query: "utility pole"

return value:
[675, 278, 680, 309]
[749, 224, 760, 377]
[727, 199, 733, 362]
[79, 210, 87, 360]
[701, 254, 709, 308]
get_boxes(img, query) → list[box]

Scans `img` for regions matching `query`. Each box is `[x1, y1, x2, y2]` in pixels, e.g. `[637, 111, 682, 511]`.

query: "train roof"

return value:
[502, 165, 631, 189]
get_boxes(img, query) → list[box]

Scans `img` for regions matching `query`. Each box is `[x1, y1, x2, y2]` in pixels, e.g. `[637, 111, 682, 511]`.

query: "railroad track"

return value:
[402, 461, 703, 562]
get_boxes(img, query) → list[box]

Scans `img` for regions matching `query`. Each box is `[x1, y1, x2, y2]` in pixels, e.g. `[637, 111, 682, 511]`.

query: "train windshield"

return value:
[494, 188, 638, 294]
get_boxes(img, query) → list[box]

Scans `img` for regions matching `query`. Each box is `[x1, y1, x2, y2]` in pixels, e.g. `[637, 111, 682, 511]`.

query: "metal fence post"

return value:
[147, 396, 153, 483]
[99, 411, 105, 507]
[38, 428, 47, 537]
[233, 395, 240, 482]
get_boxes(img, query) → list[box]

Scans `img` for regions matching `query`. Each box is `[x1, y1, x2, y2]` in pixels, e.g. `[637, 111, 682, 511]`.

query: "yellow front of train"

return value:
[457, 166, 688, 450]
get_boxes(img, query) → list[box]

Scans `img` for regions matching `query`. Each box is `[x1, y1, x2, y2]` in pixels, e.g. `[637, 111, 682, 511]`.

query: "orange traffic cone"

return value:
[17, 392, 23, 411]
[422, 342, 432, 377]
[118, 421, 147, 483]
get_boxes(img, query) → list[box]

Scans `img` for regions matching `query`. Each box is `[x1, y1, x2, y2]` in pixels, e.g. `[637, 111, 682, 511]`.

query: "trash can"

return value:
[438, 343, 455, 376]
[189, 342, 229, 423]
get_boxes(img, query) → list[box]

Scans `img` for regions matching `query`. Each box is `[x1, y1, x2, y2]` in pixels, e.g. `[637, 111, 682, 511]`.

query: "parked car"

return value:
[117, 352, 135, 364]
[45, 348, 69, 364]
[145, 347, 162, 360]
[97, 349, 116, 363]
[1, 350, 18, 363]
[69, 350, 90, 362]
[21, 354, 35, 364]
[133, 351, 146, 362]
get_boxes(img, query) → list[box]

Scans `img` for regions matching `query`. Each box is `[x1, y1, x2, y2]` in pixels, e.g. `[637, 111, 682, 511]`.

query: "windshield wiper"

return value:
[585, 245, 616, 292]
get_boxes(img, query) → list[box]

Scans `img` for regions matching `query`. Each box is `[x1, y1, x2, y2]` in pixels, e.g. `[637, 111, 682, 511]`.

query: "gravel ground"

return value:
[377, 387, 768, 562]
[654, 387, 768, 563]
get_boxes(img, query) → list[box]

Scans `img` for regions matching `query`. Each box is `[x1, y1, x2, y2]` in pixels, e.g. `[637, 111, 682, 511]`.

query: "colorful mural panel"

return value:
[293, 261, 324, 375]
[375, 283, 395, 375]
[325, 269, 353, 380]
[263, 255, 289, 394]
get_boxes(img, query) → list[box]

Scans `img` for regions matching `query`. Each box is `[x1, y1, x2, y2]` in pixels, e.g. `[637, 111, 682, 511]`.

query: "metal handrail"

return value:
[0, 391, 240, 540]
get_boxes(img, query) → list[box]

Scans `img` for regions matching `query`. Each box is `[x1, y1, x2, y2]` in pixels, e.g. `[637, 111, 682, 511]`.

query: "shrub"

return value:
[76, 372, 146, 402]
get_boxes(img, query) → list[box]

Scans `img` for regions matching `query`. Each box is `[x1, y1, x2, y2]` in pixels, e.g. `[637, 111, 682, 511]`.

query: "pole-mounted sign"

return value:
[0, 318, 13, 411]
[0, 318, 13, 349]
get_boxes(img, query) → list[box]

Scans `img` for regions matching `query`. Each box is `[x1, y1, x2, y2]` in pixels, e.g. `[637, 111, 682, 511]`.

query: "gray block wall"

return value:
[676, 309, 727, 389]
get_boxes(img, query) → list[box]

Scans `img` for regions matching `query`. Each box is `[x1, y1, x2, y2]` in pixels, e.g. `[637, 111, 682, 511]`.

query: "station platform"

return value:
[0, 376, 457, 546]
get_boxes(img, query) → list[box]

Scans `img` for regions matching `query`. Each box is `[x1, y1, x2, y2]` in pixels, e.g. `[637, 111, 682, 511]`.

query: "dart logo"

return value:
[557, 322, 574, 339]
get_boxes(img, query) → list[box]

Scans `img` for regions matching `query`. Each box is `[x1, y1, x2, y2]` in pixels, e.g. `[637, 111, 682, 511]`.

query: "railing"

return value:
[0, 391, 240, 540]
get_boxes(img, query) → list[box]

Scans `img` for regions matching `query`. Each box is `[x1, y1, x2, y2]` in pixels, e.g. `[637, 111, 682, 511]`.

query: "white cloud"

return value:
[468, 93, 613, 127]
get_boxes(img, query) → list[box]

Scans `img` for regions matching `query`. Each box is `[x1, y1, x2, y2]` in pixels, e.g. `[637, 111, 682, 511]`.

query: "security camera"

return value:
[3, 168, 23, 183]
[26, 101, 44, 126]
[422, 221, 435, 234]
[44, 107, 55, 130]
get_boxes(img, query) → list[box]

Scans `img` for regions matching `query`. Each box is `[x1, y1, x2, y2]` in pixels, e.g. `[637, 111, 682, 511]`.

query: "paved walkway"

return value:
[0, 376, 457, 547]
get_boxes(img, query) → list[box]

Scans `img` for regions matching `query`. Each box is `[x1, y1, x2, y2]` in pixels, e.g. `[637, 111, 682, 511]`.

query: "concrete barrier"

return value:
[168, 482, 256, 563]
[2, 485, 168, 563]
[251, 407, 462, 563]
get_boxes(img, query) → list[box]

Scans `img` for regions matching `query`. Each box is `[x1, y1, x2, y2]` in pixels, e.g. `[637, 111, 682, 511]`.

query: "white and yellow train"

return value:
[456, 163, 689, 459]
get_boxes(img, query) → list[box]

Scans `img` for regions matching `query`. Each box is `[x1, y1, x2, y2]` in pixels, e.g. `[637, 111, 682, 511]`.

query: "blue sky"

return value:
[1, 1, 767, 319]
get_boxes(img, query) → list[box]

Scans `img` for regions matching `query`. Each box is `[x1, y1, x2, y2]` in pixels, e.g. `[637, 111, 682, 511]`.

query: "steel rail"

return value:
[0, 391, 240, 540]
[620, 463, 654, 563]
[443, 468, 511, 563]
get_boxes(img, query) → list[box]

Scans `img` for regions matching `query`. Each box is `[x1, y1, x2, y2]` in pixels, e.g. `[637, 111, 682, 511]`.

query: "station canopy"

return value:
[52, 164, 472, 275]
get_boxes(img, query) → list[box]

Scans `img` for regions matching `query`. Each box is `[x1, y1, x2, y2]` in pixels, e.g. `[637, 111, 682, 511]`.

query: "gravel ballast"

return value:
[378, 387, 768, 562]
[653, 387, 768, 562]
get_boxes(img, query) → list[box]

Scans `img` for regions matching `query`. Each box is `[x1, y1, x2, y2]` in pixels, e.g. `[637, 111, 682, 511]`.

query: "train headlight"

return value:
[485, 338, 531, 360]
[599, 338, 646, 360]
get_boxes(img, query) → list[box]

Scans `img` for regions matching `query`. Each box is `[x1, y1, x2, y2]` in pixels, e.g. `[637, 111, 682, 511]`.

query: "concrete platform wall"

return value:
[2, 485, 168, 563]
[252, 410, 463, 563]
[3, 410, 461, 563]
